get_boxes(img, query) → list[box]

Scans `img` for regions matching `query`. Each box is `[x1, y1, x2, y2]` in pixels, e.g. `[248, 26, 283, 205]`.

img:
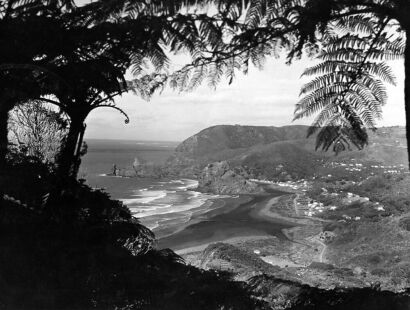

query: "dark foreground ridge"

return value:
[251, 275, 410, 310]
[3, 195, 410, 310]
[0, 159, 409, 310]
[0, 190, 256, 309]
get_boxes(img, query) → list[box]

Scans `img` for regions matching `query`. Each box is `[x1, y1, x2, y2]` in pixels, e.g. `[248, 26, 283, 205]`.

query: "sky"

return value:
[75, 0, 406, 142]
[84, 57, 406, 142]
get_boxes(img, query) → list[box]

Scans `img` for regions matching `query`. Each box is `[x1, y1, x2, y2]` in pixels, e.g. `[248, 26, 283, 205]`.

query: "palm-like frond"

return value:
[163, 0, 306, 92]
[296, 17, 401, 153]
[128, 73, 167, 100]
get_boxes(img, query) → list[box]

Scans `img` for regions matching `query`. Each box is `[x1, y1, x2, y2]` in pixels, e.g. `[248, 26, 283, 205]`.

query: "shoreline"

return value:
[152, 196, 232, 239]
[170, 190, 330, 265]
[251, 196, 313, 226]
[158, 190, 298, 251]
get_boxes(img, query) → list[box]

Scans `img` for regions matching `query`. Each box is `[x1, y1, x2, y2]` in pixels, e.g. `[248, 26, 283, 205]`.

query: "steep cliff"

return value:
[197, 161, 263, 194]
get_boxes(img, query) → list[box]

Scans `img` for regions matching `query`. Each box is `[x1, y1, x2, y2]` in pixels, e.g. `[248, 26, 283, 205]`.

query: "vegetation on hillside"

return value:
[2, 0, 410, 309]
[1, 153, 259, 309]
[8, 101, 68, 163]
[167, 125, 408, 183]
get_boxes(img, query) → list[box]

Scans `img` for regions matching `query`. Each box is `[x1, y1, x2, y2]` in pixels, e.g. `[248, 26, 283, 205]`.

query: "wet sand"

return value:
[158, 189, 296, 251]
[255, 196, 316, 225]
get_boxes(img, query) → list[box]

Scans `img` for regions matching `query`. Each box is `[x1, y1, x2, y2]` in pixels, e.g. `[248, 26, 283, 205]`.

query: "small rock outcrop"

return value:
[108, 157, 167, 178]
[197, 161, 263, 194]
[132, 157, 154, 177]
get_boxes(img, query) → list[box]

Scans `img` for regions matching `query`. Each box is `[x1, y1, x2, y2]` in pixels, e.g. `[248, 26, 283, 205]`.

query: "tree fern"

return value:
[296, 17, 401, 153]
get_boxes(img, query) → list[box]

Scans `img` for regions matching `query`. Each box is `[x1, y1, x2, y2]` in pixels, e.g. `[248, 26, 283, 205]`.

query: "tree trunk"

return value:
[0, 106, 9, 198]
[46, 117, 85, 221]
[72, 123, 86, 178]
[405, 30, 410, 169]
[0, 99, 15, 198]
[56, 118, 84, 179]
[0, 107, 9, 169]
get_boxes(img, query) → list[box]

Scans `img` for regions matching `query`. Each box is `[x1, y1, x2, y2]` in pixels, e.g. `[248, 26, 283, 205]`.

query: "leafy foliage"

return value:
[8, 101, 68, 163]
[166, 0, 409, 159]
[295, 16, 403, 153]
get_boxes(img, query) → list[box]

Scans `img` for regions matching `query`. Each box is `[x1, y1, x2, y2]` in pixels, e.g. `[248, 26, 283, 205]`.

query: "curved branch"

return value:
[33, 97, 65, 110]
[91, 104, 130, 124]
[92, 91, 124, 106]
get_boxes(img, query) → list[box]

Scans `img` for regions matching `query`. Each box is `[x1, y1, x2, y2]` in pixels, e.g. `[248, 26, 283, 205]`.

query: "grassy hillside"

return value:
[166, 125, 408, 179]
[174, 125, 312, 156]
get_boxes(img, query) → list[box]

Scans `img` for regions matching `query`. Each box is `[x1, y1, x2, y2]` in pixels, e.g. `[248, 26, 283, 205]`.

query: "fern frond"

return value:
[296, 15, 399, 154]
[333, 15, 375, 35]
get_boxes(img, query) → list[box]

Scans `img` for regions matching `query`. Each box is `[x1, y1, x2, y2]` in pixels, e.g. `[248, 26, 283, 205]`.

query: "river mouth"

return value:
[158, 191, 295, 251]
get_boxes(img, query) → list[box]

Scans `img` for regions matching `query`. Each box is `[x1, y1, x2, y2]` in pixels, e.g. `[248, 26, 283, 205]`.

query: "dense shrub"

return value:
[249, 275, 410, 310]
[0, 152, 259, 309]
[399, 218, 410, 231]
[333, 267, 354, 277]
[368, 254, 383, 265]
[308, 262, 335, 271]
[371, 268, 390, 277]
[1, 147, 55, 206]
[0, 197, 259, 310]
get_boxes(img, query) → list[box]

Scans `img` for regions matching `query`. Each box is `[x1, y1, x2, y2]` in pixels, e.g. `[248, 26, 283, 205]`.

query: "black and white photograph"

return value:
[2, 0, 410, 309]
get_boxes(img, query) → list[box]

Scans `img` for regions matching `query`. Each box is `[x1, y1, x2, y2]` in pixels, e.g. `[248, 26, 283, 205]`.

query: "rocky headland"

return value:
[197, 161, 264, 194]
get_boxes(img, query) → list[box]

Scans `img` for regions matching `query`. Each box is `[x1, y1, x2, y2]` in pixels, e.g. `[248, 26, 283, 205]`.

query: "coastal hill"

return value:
[166, 125, 408, 180]
[174, 125, 312, 155]
[166, 125, 319, 178]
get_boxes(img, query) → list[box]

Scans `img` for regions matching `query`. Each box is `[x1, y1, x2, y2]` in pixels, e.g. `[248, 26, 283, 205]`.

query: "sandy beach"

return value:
[253, 196, 314, 226]
[158, 189, 298, 251]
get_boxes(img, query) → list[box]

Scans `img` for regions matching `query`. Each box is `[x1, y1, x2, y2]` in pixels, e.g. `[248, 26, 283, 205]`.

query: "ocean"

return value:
[80, 139, 229, 238]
